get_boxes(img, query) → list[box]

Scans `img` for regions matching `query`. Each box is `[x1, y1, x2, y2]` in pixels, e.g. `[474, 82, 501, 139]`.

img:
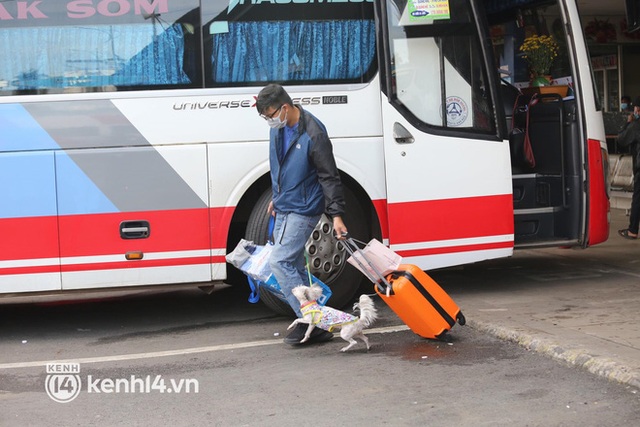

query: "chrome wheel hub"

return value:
[305, 215, 346, 283]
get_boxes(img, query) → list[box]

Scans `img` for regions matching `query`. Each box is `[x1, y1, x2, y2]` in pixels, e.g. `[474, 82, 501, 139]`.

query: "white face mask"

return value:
[267, 107, 287, 129]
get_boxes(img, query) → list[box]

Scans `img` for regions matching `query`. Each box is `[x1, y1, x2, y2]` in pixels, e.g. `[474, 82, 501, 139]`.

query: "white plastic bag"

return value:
[225, 239, 256, 269]
[230, 242, 332, 305]
[241, 244, 274, 283]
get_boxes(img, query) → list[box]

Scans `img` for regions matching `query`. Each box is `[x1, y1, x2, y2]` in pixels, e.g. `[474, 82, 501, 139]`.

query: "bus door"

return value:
[375, 0, 514, 270]
[0, 105, 61, 293]
[485, 0, 609, 249]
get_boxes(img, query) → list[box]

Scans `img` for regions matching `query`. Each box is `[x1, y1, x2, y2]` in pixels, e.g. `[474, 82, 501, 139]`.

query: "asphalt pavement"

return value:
[443, 207, 640, 389]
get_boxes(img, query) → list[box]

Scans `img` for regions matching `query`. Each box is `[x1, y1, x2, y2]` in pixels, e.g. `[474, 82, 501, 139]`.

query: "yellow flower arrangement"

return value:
[519, 35, 559, 77]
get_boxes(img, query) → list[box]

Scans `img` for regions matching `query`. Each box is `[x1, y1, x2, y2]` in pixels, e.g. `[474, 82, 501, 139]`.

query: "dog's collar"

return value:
[300, 300, 318, 310]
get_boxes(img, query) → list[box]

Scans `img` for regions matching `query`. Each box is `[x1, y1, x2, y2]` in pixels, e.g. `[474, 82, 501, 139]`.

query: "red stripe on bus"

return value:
[1, 206, 232, 277]
[212, 255, 226, 263]
[387, 194, 514, 245]
[372, 199, 389, 239]
[2, 207, 234, 262]
[58, 209, 211, 257]
[0, 215, 59, 261]
[586, 140, 610, 246]
[396, 240, 513, 258]
[0, 265, 61, 276]
[211, 206, 235, 249]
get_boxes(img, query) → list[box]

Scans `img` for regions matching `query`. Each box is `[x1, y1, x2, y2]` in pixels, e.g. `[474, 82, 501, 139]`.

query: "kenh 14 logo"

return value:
[45, 363, 82, 403]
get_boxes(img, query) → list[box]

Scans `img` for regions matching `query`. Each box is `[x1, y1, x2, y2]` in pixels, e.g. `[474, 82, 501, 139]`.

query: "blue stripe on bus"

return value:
[0, 150, 119, 219]
[0, 104, 60, 152]
[0, 104, 118, 217]
[55, 152, 119, 215]
[0, 151, 57, 218]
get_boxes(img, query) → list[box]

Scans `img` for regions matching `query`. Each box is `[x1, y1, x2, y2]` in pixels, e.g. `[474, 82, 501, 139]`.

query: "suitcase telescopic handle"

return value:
[342, 236, 393, 296]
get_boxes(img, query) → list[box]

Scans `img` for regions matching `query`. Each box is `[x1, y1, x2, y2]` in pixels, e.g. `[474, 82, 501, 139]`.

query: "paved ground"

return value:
[436, 207, 640, 389]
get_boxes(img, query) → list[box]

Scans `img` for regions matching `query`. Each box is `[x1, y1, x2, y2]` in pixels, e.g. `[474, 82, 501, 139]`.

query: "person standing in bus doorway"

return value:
[256, 84, 349, 345]
[617, 96, 640, 239]
[621, 95, 633, 113]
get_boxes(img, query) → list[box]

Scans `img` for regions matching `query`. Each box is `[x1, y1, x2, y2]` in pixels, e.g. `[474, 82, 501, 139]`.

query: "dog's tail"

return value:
[353, 294, 377, 328]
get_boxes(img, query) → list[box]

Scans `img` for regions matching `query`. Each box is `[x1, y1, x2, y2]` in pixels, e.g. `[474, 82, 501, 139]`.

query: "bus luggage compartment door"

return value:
[56, 145, 212, 290]
[0, 151, 61, 293]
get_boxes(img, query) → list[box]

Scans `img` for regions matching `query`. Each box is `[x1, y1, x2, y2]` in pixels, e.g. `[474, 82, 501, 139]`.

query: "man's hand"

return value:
[333, 216, 348, 240]
[267, 201, 275, 217]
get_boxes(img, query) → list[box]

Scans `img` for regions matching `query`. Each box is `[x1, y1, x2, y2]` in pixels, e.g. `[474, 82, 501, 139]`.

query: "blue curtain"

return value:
[0, 24, 189, 91]
[111, 24, 190, 86]
[210, 20, 376, 83]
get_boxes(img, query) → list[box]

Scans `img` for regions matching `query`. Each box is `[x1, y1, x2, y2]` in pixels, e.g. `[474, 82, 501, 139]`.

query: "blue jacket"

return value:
[269, 107, 345, 217]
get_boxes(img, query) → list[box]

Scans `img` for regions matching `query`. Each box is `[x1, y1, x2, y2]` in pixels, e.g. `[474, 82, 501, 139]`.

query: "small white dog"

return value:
[287, 284, 378, 352]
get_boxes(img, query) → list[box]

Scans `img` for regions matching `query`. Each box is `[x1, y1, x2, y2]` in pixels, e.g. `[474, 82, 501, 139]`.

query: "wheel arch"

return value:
[338, 171, 383, 242]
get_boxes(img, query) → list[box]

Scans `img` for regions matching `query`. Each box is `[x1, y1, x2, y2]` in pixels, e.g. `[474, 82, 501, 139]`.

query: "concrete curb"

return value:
[468, 318, 640, 390]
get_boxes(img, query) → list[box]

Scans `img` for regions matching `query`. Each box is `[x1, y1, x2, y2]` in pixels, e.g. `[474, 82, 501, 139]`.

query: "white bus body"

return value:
[0, 0, 609, 313]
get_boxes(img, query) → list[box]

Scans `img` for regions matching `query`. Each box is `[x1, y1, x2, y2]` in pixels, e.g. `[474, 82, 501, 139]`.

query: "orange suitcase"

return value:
[376, 264, 465, 340]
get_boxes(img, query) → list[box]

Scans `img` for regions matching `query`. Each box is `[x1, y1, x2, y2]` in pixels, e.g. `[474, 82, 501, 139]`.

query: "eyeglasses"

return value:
[260, 105, 284, 120]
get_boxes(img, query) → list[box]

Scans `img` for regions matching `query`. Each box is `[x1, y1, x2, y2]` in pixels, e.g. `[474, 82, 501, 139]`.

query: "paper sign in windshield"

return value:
[408, 0, 450, 22]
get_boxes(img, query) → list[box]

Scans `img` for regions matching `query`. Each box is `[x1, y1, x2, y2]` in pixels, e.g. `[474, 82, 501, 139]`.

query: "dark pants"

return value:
[629, 170, 640, 234]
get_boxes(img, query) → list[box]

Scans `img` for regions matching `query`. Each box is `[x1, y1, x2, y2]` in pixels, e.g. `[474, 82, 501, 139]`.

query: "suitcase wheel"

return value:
[456, 312, 466, 326]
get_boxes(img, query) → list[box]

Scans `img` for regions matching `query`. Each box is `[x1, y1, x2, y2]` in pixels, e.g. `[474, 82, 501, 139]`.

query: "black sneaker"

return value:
[307, 328, 334, 344]
[284, 323, 333, 345]
[284, 323, 307, 345]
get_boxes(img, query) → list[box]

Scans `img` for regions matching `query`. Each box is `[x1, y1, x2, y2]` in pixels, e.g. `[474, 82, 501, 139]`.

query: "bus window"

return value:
[488, 3, 574, 93]
[384, 0, 495, 133]
[202, 0, 377, 86]
[0, 1, 201, 95]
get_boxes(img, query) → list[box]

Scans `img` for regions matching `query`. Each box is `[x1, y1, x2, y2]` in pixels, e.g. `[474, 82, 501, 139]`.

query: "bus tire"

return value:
[245, 187, 368, 316]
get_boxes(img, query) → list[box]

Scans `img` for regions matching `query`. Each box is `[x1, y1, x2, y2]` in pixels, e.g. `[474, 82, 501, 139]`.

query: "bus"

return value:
[0, 0, 609, 314]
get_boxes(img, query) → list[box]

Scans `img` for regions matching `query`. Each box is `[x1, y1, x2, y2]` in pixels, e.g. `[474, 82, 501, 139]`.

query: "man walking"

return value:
[256, 84, 348, 344]
[617, 97, 640, 239]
